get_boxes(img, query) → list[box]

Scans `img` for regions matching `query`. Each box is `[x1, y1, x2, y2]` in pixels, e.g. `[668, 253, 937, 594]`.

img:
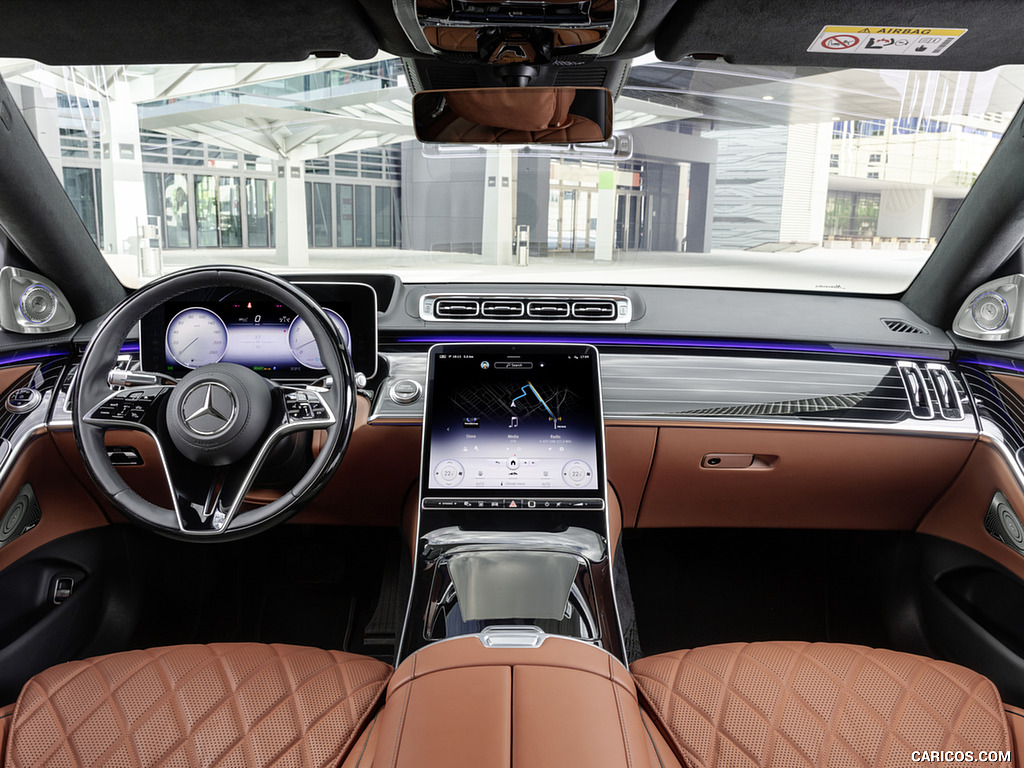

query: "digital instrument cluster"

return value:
[140, 282, 377, 378]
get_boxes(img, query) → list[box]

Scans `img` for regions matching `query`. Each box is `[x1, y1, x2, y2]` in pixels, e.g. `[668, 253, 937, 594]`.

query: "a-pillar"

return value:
[481, 147, 514, 264]
[18, 85, 61, 177]
[594, 168, 616, 261]
[99, 81, 147, 256]
[877, 187, 934, 239]
[275, 160, 309, 268]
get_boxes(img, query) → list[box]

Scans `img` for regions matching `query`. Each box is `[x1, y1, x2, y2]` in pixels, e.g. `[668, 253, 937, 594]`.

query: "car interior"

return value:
[3, 1, 1024, 767]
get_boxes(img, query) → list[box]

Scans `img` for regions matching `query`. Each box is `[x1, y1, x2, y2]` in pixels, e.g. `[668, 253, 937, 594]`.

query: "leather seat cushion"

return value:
[4, 643, 391, 768]
[631, 641, 1012, 768]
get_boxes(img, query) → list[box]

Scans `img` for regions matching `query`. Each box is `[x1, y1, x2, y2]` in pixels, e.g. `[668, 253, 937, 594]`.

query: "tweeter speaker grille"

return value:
[984, 491, 1024, 556]
[971, 292, 1009, 331]
[19, 284, 57, 325]
[0, 483, 40, 547]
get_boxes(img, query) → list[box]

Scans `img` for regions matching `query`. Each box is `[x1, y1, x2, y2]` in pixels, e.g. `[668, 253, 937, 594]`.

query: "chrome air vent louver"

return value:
[433, 298, 480, 318]
[420, 294, 631, 322]
[571, 300, 617, 320]
[481, 299, 524, 318]
[897, 361, 965, 421]
[527, 300, 570, 319]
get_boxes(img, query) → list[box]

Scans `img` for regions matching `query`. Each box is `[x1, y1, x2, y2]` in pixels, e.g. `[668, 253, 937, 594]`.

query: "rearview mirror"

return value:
[413, 87, 613, 144]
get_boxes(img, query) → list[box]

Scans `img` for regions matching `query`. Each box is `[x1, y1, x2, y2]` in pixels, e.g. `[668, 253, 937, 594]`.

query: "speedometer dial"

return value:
[287, 309, 351, 370]
[165, 307, 228, 369]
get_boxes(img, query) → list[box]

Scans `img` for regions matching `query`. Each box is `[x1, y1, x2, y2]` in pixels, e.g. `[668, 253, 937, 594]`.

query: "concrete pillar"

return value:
[481, 147, 514, 265]
[877, 187, 934, 239]
[275, 161, 309, 267]
[99, 82, 147, 256]
[648, 163, 681, 251]
[675, 164, 690, 251]
[18, 85, 62, 177]
[515, 155, 550, 258]
[595, 168, 616, 261]
[779, 122, 831, 244]
[685, 163, 715, 253]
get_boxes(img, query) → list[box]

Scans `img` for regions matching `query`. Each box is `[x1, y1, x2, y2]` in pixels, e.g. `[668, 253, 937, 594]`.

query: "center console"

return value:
[398, 343, 624, 662]
[370, 345, 644, 767]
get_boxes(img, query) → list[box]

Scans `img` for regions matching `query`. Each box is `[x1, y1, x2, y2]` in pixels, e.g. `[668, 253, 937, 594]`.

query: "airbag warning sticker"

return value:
[808, 26, 966, 55]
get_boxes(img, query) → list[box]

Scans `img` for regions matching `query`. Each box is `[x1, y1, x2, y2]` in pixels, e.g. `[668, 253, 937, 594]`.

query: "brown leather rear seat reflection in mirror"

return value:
[632, 641, 1015, 768]
[414, 86, 613, 144]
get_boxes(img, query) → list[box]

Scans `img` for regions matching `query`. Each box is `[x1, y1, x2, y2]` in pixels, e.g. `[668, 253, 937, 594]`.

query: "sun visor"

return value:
[0, 0, 380, 64]
[656, 0, 1023, 71]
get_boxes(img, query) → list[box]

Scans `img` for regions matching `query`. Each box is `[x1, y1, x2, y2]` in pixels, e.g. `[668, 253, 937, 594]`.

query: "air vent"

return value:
[421, 294, 630, 323]
[424, 64, 480, 90]
[554, 67, 609, 87]
[481, 299, 524, 318]
[924, 363, 964, 420]
[572, 300, 617, 320]
[527, 300, 570, 319]
[434, 298, 479, 318]
[882, 318, 927, 334]
[897, 361, 934, 419]
[897, 361, 964, 421]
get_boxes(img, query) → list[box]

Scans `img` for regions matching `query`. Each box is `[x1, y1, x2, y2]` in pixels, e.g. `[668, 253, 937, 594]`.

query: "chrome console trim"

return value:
[479, 626, 547, 648]
[422, 526, 607, 562]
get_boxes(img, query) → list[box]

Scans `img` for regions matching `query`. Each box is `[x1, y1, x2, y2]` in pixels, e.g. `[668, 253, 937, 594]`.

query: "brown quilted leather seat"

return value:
[0, 643, 391, 768]
[631, 641, 1018, 768]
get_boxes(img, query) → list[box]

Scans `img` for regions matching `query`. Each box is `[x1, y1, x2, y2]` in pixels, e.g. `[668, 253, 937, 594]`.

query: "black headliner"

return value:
[657, 0, 1024, 71]
[5, 0, 1022, 69]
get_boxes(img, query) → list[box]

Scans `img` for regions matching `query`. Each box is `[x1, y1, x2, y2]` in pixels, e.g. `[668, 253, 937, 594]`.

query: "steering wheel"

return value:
[72, 266, 356, 541]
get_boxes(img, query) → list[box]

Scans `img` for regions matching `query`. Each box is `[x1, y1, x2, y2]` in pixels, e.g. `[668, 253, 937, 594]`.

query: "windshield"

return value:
[2, 56, 1021, 293]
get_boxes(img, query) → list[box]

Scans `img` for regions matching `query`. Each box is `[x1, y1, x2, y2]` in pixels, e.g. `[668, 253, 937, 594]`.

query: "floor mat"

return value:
[124, 526, 401, 660]
[622, 528, 907, 656]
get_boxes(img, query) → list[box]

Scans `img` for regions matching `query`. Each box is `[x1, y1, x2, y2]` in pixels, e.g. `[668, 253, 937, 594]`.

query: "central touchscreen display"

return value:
[423, 345, 603, 497]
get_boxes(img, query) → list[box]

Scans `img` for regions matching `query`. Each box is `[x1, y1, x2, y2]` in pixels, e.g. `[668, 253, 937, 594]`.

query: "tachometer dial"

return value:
[287, 309, 351, 370]
[165, 307, 228, 369]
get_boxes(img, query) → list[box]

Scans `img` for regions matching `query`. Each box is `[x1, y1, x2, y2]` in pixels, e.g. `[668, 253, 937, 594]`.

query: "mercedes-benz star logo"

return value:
[181, 382, 237, 436]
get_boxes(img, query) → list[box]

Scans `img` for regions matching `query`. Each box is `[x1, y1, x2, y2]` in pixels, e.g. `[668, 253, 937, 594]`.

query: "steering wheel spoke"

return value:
[164, 456, 251, 533]
[164, 385, 340, 534]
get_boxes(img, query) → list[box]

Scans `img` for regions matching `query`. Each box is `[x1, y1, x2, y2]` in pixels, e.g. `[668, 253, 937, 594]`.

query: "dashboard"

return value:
[3, 271, 1024, 706]
[3, 272, 1019, 545]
